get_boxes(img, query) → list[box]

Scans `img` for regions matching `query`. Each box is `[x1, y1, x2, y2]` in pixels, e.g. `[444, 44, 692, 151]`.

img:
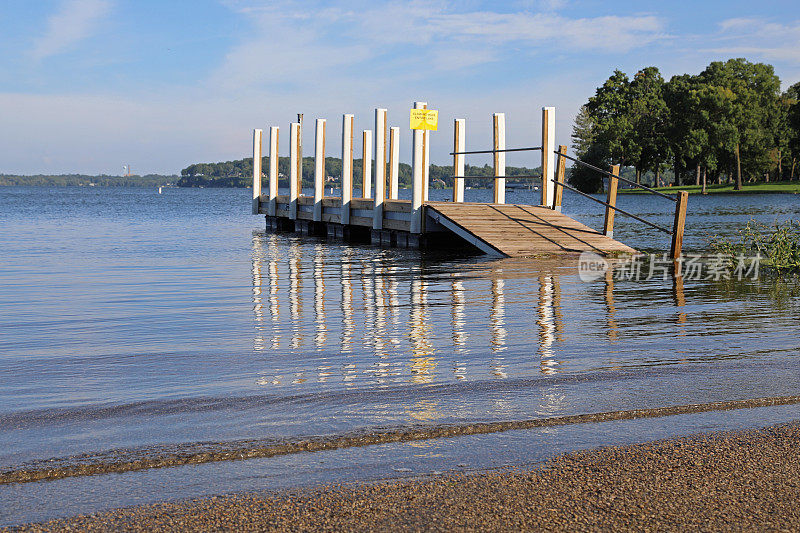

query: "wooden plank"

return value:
[297, 196, 314, 206]
[382, 218, 411, 231]
[322, 213, 341, 223]
[384, 200, 411, 213]
[424, 202, 636, 257]
[322, 197, 342, 208]
[350, 198, 373, 209]
[297, 211, 314, 221]
[349, 216, 373, 227]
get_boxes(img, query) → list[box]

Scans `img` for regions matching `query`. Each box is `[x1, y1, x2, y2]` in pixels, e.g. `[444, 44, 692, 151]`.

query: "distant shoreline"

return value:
[620, 180, 800, 195]
[0, 175, 177, 187]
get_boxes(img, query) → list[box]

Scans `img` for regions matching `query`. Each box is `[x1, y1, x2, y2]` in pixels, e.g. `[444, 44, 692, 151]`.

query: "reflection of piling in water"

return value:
[289, 242, 302, 349]
[537, 275, 558, 374]
[490, 277, 507, 378]
[409, 276, 435, 384]
[265, 234, 280, 349]
[340, 250, 354, 353]
[251, 235, 265, 352]
[451, 276, 467, 380]
[374, 260, 389, 358]
[313, 245, 326, 349]
[451, 277, 467, 350]
[605, 270, 619, 342]
[673, 271, 687, 326]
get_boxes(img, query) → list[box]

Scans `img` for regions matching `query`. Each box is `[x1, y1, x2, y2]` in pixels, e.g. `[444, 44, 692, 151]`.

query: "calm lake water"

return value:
[1, 186, 799, 524]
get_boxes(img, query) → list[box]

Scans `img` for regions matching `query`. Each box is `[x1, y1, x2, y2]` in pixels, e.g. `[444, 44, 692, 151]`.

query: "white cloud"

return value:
[30, 0, 112, 61]
[210, 2, 667, 92]
[704, 18, 800, 65]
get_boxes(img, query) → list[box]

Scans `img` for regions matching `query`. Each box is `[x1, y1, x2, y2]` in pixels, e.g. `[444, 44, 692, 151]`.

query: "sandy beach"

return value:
[13, 421, 800, 532]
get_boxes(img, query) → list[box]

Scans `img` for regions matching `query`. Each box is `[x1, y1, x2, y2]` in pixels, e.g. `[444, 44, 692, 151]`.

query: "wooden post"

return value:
[553, 145, 567, 212]
[670, 191, 689, 260]
[493, 113, 506, 204]
[411, 101, 426, 234]
[453, 119, 465, 203]
[341, 114, 354, 225]
[541, 107, 555, 207]
[313, 119, 326, 222]
[297, 114, 303, 195]
[267, 127, 278, 216]
[373, 109, 387, 230]
[603, 164, 620, 238]
[362, 130, 373, 199]
[389, 127, 400, 200]
[289, 123, 300, 220]
[423, 103, 430, 202]
[252, 129, 262, 214]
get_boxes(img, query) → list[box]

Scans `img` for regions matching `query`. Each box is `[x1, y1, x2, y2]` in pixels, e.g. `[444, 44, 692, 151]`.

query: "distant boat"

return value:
[158, 187, 162, 194]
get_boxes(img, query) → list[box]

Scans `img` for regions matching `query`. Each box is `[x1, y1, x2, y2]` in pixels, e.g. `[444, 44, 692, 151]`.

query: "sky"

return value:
[1, 0, 799, 175]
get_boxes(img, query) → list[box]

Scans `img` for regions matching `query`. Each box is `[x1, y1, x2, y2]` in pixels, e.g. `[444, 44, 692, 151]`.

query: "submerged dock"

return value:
[252, 104, 687, 258]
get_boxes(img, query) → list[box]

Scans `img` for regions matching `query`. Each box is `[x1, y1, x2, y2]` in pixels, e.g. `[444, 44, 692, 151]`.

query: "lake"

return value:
[1, 186, 799, 525]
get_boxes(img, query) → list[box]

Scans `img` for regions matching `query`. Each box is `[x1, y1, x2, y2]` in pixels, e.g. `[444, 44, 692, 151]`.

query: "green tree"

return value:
[628, 67, 670, 185]
[699, 58, 783, 189]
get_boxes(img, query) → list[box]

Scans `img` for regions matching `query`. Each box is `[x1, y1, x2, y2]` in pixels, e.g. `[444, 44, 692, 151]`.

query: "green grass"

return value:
[619, 180, 800, 195]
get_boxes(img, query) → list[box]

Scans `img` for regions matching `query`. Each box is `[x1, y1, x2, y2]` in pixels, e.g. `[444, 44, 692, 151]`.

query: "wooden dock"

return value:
[252, 104, 687, 259]
[425, 202, 636, 256]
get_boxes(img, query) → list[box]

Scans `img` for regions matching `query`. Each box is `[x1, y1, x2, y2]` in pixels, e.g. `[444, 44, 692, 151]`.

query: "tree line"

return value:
[0, 174, 176, 187]
[179, 157, 540, 189]
[571, 58, 800, 192]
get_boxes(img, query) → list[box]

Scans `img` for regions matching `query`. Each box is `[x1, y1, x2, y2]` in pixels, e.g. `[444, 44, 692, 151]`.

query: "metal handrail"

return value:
[552, 180, 672, 234]
[450, 146, 542, 156]
[449, 174, 540, 180]
[555, 151, 677, 203]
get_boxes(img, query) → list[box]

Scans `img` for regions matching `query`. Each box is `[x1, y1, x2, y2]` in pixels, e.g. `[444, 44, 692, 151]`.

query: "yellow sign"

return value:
[410, 109, 438, 131]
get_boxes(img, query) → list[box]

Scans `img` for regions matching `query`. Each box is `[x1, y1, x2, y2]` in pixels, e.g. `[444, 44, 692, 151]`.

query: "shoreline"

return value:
[15, 420, 800, 532]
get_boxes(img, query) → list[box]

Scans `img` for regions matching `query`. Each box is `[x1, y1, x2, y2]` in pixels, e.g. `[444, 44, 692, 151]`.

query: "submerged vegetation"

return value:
[711, 219, 800, 271]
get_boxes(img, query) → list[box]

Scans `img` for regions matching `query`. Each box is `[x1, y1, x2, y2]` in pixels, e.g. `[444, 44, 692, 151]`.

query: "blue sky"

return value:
[1, 0, 799, 175]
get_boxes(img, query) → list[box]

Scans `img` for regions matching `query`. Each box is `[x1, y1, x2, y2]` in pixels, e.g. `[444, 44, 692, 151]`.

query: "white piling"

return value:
[411, 101, 426, 234]
[493, 113, 506, 204]
[289, 122, 300, 220]
[341, 114, 354, 225]
[373, 109, 387, 230]
[362, 130, 372, 199]
[268, 127, 279, 217]
[541, 106, 556, 207]
[313, 119, 326, 222]
[389, 127, 400, 200]
[453, 119, 465, 203]
[423, 104, 430, 202]
[252, 128, 262, 214]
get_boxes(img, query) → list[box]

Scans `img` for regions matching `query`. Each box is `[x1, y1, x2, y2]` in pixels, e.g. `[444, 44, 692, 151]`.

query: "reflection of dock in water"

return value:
[251, 236, 687, 387]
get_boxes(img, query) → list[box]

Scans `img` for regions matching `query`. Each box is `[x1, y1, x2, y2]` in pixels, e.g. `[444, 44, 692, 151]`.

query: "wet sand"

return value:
[14, 421, 800, 532]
